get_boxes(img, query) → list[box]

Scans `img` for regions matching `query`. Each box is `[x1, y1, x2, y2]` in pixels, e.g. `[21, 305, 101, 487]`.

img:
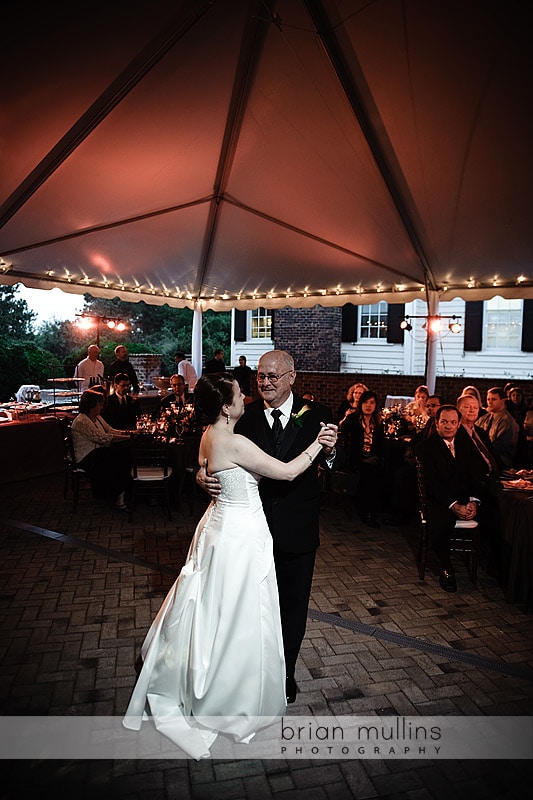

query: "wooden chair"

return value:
[61, 417, 91, 512]
[130, 436, 173, 520]
[415, 457, 479, 583]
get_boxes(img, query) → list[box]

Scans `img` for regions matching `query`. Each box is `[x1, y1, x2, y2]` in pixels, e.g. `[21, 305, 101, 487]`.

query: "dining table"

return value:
[497, 472, 533, 613]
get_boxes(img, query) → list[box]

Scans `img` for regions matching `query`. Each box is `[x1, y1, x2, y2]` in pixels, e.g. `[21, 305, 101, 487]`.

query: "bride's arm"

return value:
[227, 432, 323, 480]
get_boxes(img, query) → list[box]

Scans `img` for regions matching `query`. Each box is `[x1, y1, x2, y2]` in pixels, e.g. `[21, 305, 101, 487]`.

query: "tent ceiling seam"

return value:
[303, 0, 438, 292]
[0, 1, 215, 232]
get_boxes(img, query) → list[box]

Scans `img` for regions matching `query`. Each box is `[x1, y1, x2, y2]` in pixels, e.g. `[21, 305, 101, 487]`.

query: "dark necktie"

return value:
[271, 409, 283, 453]
[472, 427, 498, 473]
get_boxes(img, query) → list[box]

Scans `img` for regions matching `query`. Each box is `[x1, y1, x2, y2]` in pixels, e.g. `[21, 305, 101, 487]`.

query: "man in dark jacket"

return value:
[197, 350, 337, 703]
[415, 405, 485, 592]
[107, 345, 140, 395]
[102, 373, 140, 430]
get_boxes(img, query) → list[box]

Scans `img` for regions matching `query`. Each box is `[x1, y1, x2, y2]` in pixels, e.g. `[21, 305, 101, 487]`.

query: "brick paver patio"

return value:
[1, 472, 532, 798]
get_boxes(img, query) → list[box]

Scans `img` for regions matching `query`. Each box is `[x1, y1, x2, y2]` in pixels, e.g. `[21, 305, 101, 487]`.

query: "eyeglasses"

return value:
[256, 370, 292, 385]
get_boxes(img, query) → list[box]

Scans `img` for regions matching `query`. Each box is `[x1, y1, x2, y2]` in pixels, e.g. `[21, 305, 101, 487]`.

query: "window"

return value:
[359, 301, 388, 339]
[484, 297, 522, 349]
[251, 307, 272, 339]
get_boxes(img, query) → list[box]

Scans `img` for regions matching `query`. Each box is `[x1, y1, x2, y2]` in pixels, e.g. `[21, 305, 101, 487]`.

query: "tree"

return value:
[0, 285, 36, 337]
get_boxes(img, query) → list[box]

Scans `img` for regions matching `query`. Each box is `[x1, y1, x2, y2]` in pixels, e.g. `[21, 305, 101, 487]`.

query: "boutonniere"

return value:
[291, 405, 311, 428]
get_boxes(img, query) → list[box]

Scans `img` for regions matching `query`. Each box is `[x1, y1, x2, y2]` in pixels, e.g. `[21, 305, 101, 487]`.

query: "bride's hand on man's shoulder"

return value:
[196, 458, 222, 496]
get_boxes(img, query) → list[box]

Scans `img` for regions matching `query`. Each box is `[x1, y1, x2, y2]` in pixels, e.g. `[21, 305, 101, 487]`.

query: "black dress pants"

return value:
[273, 547, 316, 680]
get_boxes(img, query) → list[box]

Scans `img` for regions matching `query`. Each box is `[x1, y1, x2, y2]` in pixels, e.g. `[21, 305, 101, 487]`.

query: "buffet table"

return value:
[0, 416, 65, 484]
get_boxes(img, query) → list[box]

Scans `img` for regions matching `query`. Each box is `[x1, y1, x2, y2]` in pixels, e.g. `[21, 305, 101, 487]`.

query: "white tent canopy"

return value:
[1, 0, 532, 313]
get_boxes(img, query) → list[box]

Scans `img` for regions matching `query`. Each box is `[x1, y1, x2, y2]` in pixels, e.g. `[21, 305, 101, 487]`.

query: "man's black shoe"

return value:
[286, 676, 298, 704]
[439, 568, 457, 593]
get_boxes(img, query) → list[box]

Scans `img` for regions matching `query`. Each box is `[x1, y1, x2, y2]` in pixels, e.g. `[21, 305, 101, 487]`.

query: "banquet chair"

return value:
[61, 418, 92, 512]
[415, 458, 479, 583]
[130, 436, 173, 521]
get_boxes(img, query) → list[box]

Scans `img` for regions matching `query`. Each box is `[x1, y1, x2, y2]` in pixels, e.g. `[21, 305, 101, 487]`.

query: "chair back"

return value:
[131, 435, 171, 479]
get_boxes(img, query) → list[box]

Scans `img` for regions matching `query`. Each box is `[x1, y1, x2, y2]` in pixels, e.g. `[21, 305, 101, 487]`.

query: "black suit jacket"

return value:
[415, 426, 485, 513]
[102, 394, 140, 430]
[235, 394, 333, 554]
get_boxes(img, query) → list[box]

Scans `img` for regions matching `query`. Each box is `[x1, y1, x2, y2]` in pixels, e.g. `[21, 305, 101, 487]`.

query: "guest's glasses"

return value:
[256, 370, 292, 385]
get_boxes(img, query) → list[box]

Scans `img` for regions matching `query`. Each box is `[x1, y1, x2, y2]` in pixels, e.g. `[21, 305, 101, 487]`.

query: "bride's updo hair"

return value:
[194, 373, 236, 425]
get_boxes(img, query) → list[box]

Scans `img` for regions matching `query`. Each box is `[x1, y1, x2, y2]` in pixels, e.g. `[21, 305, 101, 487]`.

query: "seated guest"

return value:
[415, 405, 484, 592]
[404, 385, 430, 428]
[71, 389, 132, 510]
[387, 394, 443, 525]
[461, 385, 487, 417]
[506, 386, 528, 426]
[160, 374, 188, 411]
[102, 373, 140, 431]
[475, 387, 519, 469]
[337, 383, 369, 427]
[341, 389, 385, 528]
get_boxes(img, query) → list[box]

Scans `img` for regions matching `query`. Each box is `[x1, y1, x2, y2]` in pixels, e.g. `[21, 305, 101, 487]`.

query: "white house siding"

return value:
[231, 299, 532, 380]
[340, 297, 532, 380]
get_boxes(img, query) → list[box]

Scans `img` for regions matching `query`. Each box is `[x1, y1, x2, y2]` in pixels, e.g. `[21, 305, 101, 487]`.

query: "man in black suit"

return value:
[198, 350, 337, 703]
[102, 373, 140, 431]
[159, 374, 188, 411]
[203, 348, 226, 375]
[415, 405, 484, 592]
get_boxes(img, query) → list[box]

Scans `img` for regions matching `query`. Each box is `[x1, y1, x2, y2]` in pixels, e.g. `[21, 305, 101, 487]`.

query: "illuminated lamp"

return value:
[106, 319, 116, 329]
[399, 318, 412, 331]
[116, 321, 126, 332]
[449, 318, 462, 334]
[428, 317, 442, 334]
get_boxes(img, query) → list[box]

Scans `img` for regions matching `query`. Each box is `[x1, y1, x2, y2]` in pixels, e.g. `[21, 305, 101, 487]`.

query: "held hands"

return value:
[452, 501, 477, 520]
[317, 422, 338, 456]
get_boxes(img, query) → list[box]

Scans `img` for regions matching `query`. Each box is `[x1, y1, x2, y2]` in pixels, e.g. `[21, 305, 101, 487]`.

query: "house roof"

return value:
[1, 0, 532, 311]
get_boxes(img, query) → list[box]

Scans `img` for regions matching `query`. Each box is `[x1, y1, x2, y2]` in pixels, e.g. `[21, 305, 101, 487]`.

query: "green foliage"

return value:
[0, 335, 61, 400]
[0, 288, 232, 393]
[0, 285, 36, 337]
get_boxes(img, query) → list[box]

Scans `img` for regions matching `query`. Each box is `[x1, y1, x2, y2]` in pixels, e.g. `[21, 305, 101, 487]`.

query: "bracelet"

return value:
[303, 450, 314, 464]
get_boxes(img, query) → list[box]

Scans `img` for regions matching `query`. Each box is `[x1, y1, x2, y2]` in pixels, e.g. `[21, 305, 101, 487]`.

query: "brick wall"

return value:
[248, 369, 533, 411]
[274, 306, 342, 371]
[129, 354, 163, 386]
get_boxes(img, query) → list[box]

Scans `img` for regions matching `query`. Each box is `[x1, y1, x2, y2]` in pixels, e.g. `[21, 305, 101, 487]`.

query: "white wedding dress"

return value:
[123, 466, 286, 759]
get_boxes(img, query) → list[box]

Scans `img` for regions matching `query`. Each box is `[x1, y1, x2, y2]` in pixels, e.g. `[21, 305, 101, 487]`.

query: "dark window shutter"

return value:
[386, 303, 405, 344]
[269, 309, 275, 340]
[463, 301, 484, 351]
[341, 303, 358, 342]
[234, 310, 246, 341]
[521, 300, 533, 352]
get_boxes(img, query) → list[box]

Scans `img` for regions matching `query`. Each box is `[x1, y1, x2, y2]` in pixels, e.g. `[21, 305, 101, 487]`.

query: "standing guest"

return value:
[340, 389, 385, 529]
[475, 387, 519, 468]
[71, 389, 132, 510]
[102, 374, 140, 431]
[74, 344, 105, 391]
[124, 373, 332, 758]
[197, 350, 337, 705]
[233, 355, 253, 397]
[203, 348, 226, 375]
[107, 345, 140, 396]
[415, 405, 483, 592]
[337, 383, 369, 427]
[160, 374, 188, 411]
[174, 351, 197, 392]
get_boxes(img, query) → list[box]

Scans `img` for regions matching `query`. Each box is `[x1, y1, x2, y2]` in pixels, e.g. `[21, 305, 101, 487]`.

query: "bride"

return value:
[123, 373, 328, 758]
